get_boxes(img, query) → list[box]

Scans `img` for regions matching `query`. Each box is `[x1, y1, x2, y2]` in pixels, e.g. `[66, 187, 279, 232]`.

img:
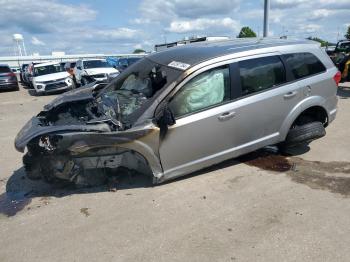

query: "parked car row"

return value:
[18, 57, 139, 95]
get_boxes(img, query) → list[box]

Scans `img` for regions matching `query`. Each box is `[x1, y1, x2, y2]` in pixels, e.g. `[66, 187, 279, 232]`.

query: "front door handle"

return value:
[284, 91, 297, 99]
[218, 111, 236, 121]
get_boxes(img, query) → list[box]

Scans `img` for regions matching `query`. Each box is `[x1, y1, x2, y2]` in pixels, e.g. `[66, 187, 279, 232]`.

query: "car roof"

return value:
[147, 38, 317, 68]
[81, 58, 106, 61]
[0, 64, 10, 67]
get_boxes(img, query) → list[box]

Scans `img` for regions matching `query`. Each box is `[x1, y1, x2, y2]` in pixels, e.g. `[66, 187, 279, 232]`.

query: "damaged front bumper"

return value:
[14, 85, 166, 185]
[15, 119, 164, 185]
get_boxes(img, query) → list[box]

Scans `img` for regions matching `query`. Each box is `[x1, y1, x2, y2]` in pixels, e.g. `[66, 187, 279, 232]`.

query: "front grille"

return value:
[45, 82, 67, 91]
[44, 78, 66, 84]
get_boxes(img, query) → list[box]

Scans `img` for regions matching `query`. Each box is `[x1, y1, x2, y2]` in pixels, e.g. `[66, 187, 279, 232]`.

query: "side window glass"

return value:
[169, 66, 230, 117]
[283, 53, 326, 79]
[239, 56, 286, 96]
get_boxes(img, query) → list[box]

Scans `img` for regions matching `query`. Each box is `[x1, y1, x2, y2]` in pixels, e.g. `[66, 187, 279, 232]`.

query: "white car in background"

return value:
[32, 62, 74, 95]
[74, 59, 119, 86]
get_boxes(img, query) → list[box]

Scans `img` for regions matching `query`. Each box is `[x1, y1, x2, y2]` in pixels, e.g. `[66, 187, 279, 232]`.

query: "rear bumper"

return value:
[0, 82, 18, 90]
[326, 95, 338, 125]
[329, 108, 337, 124]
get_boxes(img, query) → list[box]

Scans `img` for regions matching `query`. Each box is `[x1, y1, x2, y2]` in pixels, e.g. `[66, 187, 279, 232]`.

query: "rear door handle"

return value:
[284, 91, 297, 99]
[218, 111, 236, 121]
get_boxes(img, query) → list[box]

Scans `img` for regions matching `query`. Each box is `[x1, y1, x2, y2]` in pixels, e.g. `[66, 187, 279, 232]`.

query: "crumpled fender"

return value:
[14, 116, 111, 152]
[63, 123, 164, 181]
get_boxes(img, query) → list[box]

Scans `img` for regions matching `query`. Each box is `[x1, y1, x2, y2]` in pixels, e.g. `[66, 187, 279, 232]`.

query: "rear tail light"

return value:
[333, 71, 341, 86]
[6, 72, 16, 77]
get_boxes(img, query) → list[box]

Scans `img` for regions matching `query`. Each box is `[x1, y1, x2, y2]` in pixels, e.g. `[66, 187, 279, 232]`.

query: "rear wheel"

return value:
[280, 121, 326, 151]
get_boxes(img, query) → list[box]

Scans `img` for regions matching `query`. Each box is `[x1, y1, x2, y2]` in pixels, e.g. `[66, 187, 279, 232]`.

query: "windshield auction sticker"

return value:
[168, 61, 191, 70]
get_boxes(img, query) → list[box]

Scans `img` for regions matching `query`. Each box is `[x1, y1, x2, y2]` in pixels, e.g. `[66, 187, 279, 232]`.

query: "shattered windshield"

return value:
[34, 64, 64, 76]
[83, 60, 111, 69]
[98, 58, 182, 125]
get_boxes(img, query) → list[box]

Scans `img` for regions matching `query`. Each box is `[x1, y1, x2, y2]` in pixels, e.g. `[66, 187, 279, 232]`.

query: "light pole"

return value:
[263, 0, 270, 37]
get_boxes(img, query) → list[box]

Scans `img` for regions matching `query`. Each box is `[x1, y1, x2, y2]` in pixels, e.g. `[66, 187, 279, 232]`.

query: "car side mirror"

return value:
[77, 66, 82, 70]
[155, 106, 176, 139]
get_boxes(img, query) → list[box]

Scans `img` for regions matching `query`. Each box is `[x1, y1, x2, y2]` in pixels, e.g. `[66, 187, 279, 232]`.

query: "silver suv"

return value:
[15, 39, 339, 185]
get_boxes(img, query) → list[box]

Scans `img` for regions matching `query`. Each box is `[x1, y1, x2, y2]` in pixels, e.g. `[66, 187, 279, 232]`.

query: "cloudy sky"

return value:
[0, 0, 349, 56]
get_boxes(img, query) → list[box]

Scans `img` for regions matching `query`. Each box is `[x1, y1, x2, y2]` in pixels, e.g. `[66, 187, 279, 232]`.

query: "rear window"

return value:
[0, 66, 11, 73]
[239, 56, 286, 96]
[83, 60, 111, 69]
[283, 53, 326, 80]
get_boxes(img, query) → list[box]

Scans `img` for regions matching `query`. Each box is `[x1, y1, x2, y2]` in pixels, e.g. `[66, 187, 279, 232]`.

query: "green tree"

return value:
[133, 48, 146, 54]
[345, 25, 350, 40]
[307, 36, 329, 47]
[237, 27, 257, 38]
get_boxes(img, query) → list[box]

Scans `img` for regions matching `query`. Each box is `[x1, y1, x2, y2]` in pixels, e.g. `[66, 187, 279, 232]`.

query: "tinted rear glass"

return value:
[83, 60, 111, 69]
[283, 53, 326, 80]
[0, 66, 11, 73]
[239, 56, 286, 96]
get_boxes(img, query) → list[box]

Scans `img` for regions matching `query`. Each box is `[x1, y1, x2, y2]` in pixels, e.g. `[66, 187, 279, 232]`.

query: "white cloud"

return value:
[307, 9, 337, 21]
[166, 18, 240, 34]
[271, 0, 308, 9]
[130, 18, 152, 25]
[297, 24, 322, 34]
[139, 0, 240, 22]
[243, 9, 283, 23]
[0, 0, 96, 33]
[31, 36, 45, 46]
[319, 0, 350, 9]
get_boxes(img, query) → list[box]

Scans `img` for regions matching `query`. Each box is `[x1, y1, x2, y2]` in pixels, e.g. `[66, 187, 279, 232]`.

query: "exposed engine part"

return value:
[23, 148, 151, 187]
[38, 136, 55, 152]
[74, 155, 123, 169]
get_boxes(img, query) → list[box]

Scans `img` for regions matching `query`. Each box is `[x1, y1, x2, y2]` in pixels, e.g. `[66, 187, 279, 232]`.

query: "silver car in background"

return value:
[15, 38, 339, 185]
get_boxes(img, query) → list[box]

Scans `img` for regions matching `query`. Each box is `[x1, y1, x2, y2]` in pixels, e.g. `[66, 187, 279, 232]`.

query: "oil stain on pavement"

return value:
[80, 208, 90, 217]
[240, 149, 350, 197]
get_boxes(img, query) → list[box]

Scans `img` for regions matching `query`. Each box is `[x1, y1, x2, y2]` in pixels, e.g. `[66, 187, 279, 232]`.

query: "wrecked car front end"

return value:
[15, 58, 183, 186]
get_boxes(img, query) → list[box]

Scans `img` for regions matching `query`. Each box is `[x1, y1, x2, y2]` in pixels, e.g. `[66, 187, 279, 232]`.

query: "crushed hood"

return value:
[44, 85, 95, 111]
[14, 84, 111, 152]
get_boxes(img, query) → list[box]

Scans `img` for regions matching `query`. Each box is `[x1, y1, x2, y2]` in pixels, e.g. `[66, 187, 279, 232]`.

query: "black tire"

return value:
[285, 121, 326, 147]
[23, 153, 42, 180]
